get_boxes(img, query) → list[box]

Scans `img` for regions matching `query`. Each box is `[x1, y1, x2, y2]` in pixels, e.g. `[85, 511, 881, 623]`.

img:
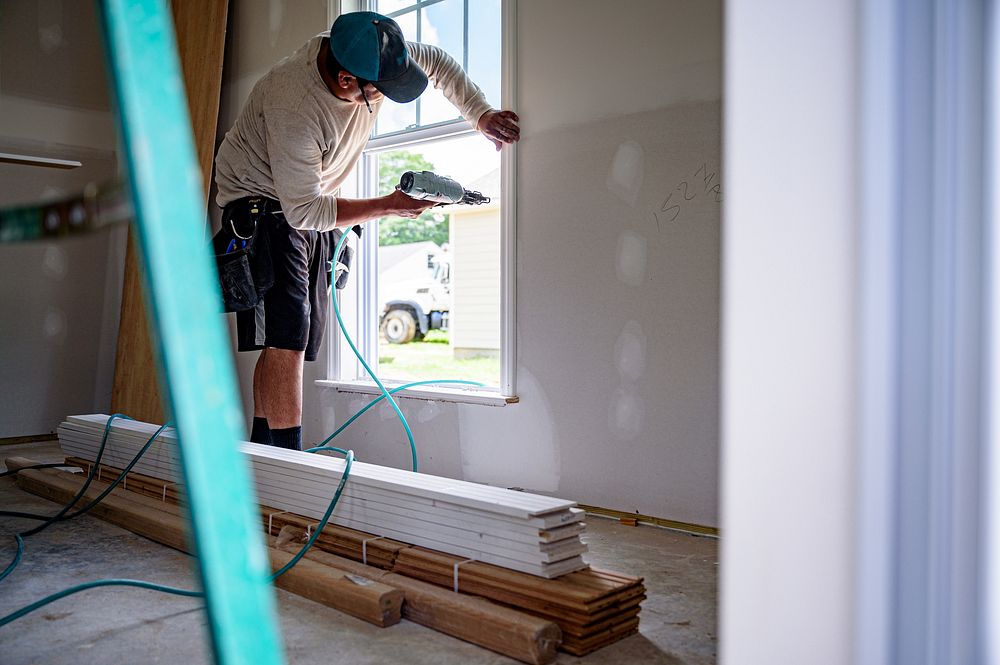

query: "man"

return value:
[214, 11, 519, 451]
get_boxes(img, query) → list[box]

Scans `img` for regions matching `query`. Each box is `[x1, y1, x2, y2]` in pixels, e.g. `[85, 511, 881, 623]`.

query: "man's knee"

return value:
[258, 348, 304, 398]
[263, 347, 305, 369]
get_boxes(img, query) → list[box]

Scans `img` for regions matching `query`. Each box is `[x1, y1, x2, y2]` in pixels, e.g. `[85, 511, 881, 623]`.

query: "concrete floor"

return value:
[0, 441, 717, 664]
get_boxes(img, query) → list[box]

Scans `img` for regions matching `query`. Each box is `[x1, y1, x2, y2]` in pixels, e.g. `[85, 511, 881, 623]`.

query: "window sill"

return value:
[315, 380, 518, 407]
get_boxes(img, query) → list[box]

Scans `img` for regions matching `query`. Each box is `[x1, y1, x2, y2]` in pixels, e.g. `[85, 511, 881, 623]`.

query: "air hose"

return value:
[331, 229, 421, 471]
[329, 230, 485, 471]
[1, 413, 138, 585]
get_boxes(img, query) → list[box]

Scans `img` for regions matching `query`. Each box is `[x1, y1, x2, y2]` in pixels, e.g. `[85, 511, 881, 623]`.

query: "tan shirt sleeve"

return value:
[407, 42, 494, 127]
[262, 106, 339, 231]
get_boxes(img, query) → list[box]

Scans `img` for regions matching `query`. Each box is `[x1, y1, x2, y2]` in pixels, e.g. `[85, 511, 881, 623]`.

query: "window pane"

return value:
[420, 85, 462, 127]
[468, 0, 502, 107]
[377, 0, 416, 17]
[376, 135, 501, 388]
[377, 98, 417, 135]
[390, 6, 417, 41]
[420, 0, 465, 126]
[374, 9, 417, 136]
[422, 0, 463, 61]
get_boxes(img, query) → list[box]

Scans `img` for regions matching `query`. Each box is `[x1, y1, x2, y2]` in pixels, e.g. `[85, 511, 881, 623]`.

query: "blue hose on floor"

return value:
[0, 414, 137, 584]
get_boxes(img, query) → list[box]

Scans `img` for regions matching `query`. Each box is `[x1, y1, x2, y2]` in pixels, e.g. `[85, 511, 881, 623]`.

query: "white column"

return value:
[721, 1, 859, 663]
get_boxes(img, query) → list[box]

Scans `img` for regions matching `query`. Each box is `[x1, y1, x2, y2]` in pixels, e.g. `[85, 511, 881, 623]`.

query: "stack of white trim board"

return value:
[57, 414, 648, 655]
[57, 414, 587, 578]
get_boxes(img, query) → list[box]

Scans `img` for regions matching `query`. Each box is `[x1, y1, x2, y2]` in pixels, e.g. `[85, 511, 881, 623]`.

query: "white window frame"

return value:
[319, 0, 517, 405]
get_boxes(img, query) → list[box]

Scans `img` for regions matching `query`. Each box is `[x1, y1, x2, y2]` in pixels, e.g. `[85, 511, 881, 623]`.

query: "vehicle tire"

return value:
[381, 308, 418, 344]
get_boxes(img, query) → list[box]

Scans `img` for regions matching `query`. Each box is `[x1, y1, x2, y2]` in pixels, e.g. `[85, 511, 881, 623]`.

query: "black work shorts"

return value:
[232, 203, 335, 362]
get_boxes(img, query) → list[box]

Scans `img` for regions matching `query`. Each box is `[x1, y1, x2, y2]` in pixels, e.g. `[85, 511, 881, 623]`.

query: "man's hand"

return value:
[386, 189, 438, 218]
[477, 110, 520, 151]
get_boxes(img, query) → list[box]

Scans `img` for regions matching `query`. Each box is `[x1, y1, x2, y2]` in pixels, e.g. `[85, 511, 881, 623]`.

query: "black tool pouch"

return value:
[327, 225, 362, 292]
[212, 199, 275, 312]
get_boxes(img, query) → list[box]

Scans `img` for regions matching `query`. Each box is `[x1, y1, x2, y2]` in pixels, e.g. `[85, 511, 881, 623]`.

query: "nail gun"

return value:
[397, 170, 491, 205]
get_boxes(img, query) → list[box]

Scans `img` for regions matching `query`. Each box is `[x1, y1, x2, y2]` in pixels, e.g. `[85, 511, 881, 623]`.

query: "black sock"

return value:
[250, 417, 271, 445]
[269, 426, 301, 451]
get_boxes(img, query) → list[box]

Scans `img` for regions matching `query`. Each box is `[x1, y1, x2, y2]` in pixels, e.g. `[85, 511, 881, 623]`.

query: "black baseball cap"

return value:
[330, 11, 429, 103]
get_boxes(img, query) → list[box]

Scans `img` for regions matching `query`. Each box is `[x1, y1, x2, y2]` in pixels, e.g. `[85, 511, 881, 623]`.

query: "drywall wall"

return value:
[219, 0, 722, 526]
[0, 1, 125, 437]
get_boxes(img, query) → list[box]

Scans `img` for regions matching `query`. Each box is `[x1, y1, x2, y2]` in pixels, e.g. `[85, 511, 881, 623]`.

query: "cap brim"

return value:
[372, 57, 428, 103]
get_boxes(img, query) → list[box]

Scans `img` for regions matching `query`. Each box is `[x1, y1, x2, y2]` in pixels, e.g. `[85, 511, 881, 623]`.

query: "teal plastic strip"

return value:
[95, 1, 284, 663]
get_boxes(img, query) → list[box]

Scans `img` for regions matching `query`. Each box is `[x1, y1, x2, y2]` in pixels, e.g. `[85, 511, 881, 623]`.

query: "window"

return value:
[324, 0, 516, 404]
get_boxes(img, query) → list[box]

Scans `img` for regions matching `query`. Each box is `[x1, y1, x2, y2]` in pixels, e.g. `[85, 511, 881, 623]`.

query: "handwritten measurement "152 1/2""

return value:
[653, 163, 722, 228]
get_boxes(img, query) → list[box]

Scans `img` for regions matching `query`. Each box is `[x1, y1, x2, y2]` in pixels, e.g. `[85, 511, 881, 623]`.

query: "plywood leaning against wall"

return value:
[110, 0, 229, 423]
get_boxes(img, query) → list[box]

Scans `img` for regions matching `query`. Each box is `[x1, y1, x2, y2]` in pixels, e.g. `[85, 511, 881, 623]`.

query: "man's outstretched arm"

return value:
[335, 190, 437, 226]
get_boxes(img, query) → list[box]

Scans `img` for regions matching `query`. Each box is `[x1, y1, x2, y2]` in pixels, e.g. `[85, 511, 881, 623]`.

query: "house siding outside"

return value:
[450, 205, 500, 358]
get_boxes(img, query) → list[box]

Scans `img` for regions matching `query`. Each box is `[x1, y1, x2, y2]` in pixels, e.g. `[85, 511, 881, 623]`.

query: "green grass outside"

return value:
[378, 330, 500, 388]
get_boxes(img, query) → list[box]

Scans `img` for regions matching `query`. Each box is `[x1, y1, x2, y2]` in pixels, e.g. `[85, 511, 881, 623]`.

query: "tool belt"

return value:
[211, 196, 277, 312]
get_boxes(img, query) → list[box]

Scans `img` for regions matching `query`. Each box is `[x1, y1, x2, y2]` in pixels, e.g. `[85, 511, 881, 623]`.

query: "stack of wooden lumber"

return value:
[54, 415, 646, 656]
[57, 415, 587, 578]
[393, 548, 646, 655]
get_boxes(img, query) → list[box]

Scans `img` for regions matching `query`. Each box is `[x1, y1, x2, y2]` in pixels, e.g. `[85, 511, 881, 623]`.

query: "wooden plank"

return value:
[266, 547, 402, 627]
[168, 0, 229, 198]
[270, 536, 562, 665]
[560, 617, 641, 656]
[391, 550, 645, 654]
[57, 460, 406, 570]
[110, 0, 229, 424]
[394, 548, 617, 605]
[110, 238, 164, 424]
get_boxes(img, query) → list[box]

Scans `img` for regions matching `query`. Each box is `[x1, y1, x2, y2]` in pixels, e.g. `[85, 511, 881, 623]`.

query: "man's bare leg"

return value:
[258, 347, 304, 430]
[249, 350, 273, 444]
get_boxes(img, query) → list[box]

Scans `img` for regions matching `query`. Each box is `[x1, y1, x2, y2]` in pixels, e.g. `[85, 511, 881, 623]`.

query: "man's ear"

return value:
[336, 71, 354, 89]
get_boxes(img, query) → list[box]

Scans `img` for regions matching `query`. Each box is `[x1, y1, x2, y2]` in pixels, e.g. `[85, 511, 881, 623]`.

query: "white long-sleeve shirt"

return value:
[214, 34, 492, 231]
